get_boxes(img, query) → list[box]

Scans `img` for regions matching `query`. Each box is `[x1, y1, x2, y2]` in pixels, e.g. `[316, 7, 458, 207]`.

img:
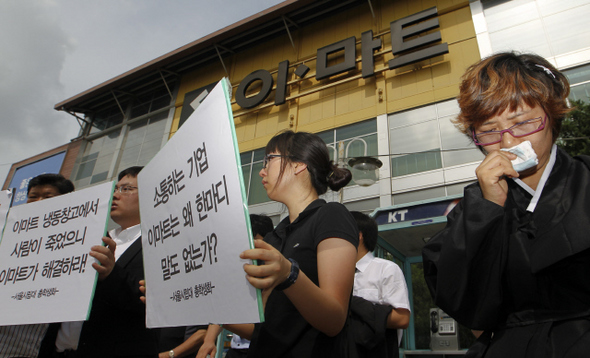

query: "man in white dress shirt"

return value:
[351, 211, 411, 358]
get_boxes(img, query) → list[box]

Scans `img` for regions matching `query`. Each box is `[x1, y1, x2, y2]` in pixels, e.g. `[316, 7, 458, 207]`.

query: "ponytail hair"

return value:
[265, 130, 352, 195]
[326, 162, 352, 192]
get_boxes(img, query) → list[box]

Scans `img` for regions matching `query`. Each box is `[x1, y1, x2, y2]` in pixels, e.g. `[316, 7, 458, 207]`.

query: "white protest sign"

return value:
[0, 190, 13, 237]
[0, 181, 114, 325]
[139, 79, 263, 328]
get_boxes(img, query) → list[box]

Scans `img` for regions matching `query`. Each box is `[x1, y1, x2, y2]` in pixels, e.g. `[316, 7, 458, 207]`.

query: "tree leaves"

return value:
[557, 99, 590, 157]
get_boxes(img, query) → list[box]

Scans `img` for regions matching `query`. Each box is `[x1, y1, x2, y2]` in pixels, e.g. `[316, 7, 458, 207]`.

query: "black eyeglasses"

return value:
[472, 115, 546, 146]
[262, 154, 291, 169]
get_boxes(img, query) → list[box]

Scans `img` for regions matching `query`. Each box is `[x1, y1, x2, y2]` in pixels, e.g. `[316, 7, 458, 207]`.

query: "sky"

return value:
[0, 0, 285, 185]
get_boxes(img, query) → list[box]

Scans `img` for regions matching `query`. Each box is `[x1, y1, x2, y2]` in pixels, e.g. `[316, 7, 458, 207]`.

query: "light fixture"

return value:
[348, 156, 383, 187]
[343, 137, 383, 187]
[333, 137, 383, 187]
[330, 137, 383, 193]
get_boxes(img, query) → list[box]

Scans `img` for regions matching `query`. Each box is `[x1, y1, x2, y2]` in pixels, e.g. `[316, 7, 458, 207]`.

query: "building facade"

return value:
[7, 0, 589, 354]
[2, 140, 82, 206]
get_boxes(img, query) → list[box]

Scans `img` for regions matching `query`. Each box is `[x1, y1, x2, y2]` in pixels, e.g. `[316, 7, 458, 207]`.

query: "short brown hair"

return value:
[455, 52, 571, 142]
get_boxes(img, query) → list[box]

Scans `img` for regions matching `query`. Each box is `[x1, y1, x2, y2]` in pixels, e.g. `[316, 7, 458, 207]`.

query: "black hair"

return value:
[250, 214, 274, 238]
[118, 166, 144, 181]
[27, 174, 74, 195]
[265, 130, 352, 195]
[350, 211, 378, 252]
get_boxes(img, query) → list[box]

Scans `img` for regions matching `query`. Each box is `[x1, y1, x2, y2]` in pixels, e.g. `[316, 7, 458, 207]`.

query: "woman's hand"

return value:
[475, 150, 519, 207]
[240, 239, 291, 306]
[242, 238, 356, 337]
[241, 239, 291, 288]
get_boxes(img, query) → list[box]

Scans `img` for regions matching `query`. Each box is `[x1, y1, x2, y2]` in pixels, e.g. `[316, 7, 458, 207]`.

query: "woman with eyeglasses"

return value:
[422, 52, 590, 357]
[204, 130, 358, 358]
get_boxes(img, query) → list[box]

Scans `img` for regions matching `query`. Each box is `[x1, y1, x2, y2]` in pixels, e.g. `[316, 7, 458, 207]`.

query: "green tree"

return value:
[410, 263, 435, 349]
[557, 99, 590, 157]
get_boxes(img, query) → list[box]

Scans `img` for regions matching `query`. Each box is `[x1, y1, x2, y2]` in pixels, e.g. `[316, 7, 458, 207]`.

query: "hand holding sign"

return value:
[0, 181, 114, 325]
[90, 237, 117, 281]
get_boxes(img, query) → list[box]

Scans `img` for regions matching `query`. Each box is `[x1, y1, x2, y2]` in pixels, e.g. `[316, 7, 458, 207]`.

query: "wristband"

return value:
[275, 258, 299, 291]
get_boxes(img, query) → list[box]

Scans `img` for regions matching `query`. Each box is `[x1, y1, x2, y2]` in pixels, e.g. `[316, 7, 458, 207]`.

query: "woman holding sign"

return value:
[203, 131, 358, 358]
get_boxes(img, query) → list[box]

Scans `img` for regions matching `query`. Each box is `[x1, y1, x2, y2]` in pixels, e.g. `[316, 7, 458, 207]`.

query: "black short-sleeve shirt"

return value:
[247, 199, 358, 358]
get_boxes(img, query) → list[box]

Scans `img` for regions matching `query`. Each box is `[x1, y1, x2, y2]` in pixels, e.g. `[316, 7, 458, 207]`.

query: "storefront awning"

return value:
[371, 195, 462, 258]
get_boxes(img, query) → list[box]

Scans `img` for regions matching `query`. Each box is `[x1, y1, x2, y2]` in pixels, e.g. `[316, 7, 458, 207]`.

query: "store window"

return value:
[75, 129, 122, 187]
[241, 149, 267, 206]
[320, 119, 378, 166]
[130, 88, 172, 118]
[73, 86, 174, 189]
[89, 106, 125, 135]
[320, 118, 378, 187]
[392, 187, 447, 206]
[388, 100, 483, 178]
[481, 0, 590, 60]
[564, 64, 590, 103]
[117, 111, 168, 172]
[343, 197, 380, 215]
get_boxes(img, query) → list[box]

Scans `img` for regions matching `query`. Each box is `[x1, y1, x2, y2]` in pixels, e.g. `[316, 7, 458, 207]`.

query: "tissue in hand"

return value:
[500, 140, 538, 172]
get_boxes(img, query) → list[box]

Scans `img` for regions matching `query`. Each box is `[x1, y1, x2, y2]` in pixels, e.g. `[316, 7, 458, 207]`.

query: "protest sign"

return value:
[0, 190, 12, 237]
[139, 79, 263, 328]
[0, 181, 114, 325]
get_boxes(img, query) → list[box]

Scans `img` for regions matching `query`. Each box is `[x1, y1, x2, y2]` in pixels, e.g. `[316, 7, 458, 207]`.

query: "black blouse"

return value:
[423, 148, 590, 357]
[248, 199, 358, 358]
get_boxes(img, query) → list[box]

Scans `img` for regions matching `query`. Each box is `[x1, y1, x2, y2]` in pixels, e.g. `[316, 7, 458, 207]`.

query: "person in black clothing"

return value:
[422, 52, 590, 357]
[40, 166, 160, 358]
[0, 174, 74, 358]
[219, 130, 359, 358]
[196, 214, 274, 358]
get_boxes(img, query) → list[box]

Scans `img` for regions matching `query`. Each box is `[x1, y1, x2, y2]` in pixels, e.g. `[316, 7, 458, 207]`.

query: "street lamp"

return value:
[348, 156, 383, 186]
[343, 137, 383, 187]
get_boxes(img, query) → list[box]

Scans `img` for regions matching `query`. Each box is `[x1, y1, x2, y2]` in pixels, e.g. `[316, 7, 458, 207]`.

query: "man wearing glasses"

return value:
[0, 174, 74, 358]
[41, 166, 160, 358]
